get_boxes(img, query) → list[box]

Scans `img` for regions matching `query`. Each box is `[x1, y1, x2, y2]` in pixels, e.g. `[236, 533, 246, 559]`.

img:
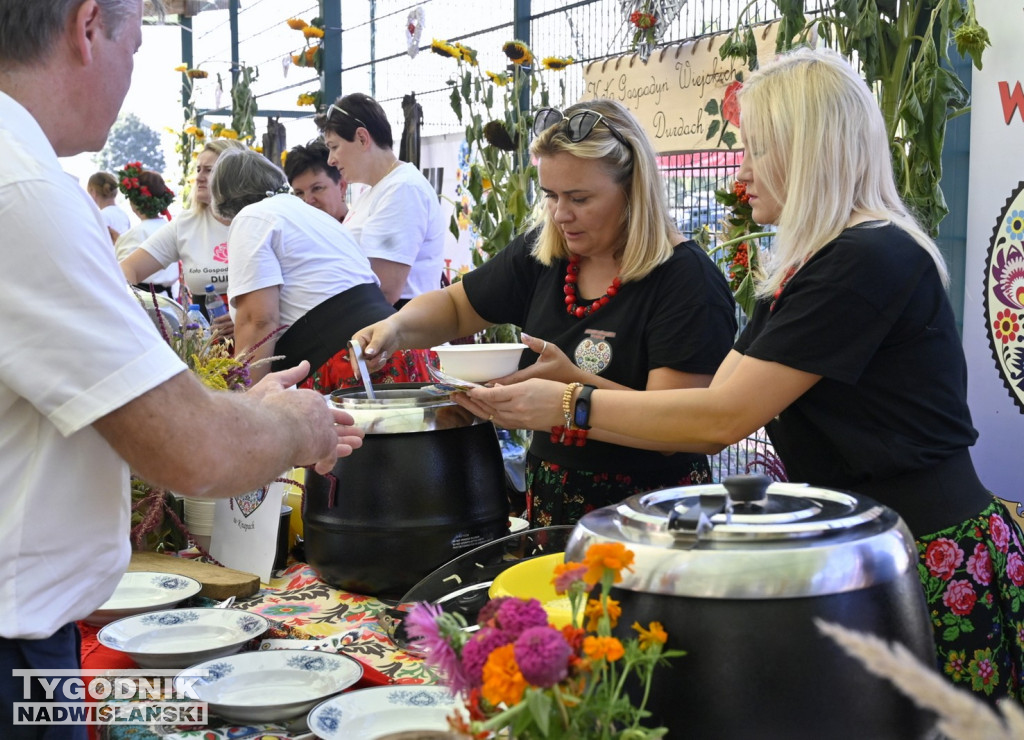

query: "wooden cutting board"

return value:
[128, 551, 260, 600]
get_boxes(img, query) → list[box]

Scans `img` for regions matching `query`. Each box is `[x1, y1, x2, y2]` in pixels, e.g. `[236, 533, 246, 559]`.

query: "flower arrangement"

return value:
[405, 542, 683, 738]
[128, 290, 282, 551]
[629, 5, 658, 54]
[706, 179, 773, 317]
[286, 16, 324, 73]
[430, 37, 572, 343]
[116, 161, 175, 219]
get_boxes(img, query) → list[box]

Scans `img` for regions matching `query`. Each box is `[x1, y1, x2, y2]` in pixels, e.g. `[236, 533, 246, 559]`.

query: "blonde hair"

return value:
[190, 138, 246, 212]
[738, 46, 948, 298]
[528, 98, 675, 283]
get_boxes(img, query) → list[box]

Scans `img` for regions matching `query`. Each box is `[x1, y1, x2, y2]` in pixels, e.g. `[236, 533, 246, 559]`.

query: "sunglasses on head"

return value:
[532, 107, 633, 151]
[326, 104, 367, 129]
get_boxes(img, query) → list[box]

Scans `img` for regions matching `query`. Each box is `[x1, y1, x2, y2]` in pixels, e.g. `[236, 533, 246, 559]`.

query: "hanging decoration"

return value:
[406, 6, 425, 58]
[285, 16, 324, 73]
[622, 0, 686, 62]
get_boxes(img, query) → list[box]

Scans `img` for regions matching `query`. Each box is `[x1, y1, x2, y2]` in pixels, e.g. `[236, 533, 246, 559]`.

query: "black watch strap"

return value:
[573, 384, 596, 430]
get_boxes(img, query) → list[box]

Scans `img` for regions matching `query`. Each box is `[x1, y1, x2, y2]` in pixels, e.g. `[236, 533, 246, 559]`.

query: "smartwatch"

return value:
[573, 384, 596, 430]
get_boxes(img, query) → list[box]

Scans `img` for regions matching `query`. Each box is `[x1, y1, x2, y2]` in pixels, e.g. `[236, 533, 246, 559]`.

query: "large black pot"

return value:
[566, 476, 937, 740]
[304, 385, 509, 599]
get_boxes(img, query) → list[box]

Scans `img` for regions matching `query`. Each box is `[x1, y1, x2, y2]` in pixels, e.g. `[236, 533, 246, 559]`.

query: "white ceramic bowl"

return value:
[98, 608, 269, 668]
[176, 649, 363, 723]
[308, 685, 459, 740]
[430, 343, 527, 383]
[84, 572, 202, 626]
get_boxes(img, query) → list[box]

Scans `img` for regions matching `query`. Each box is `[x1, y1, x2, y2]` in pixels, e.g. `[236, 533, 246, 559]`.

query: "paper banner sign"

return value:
[580, 22, 782, 154]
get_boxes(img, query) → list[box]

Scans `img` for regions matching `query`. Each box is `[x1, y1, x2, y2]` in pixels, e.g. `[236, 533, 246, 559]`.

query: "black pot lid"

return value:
[565, 476, 917, 599]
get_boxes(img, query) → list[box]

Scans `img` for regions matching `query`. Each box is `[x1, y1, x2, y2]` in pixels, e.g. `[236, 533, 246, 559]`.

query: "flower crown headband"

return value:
[117, 162, 175, 220]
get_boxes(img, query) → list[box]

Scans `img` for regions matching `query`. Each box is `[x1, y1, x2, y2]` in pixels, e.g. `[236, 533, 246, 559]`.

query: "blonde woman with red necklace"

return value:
[354, 98, 737, 526]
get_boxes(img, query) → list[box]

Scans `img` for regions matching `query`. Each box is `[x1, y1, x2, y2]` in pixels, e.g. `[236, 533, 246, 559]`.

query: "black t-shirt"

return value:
[733, 222, 978, 491]
[462, 232, 737, 472]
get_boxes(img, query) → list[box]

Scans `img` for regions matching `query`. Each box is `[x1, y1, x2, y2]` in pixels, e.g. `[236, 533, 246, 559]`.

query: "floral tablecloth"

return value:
[96, 561, 435, 740]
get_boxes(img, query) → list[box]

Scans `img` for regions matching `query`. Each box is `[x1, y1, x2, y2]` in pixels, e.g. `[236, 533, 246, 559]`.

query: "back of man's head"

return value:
[0, 0, 153, 65]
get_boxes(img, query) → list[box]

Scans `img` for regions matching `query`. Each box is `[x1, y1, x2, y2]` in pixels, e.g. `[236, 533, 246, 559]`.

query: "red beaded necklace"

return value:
[563, 254, 621, 319]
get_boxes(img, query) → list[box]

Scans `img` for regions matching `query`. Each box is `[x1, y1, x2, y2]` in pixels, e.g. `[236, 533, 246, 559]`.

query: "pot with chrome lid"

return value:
[566, 474, 936, 739]
[304, 384, 509, 599]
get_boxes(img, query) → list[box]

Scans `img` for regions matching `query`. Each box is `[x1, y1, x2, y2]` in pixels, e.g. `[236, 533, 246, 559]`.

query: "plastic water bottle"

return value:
[185, 304, 209, 330]
[204, 283, 228, 320]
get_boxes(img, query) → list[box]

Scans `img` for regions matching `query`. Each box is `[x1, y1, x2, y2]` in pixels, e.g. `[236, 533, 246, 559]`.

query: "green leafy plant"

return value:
[720, 0, 990, 235]
[431, 38, 573, 343]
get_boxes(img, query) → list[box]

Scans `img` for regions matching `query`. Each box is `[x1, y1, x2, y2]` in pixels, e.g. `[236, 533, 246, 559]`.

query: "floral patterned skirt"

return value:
[299, 348, 438, 394]
[917, 499, 1024, 704]
[524, 453, 712, 527]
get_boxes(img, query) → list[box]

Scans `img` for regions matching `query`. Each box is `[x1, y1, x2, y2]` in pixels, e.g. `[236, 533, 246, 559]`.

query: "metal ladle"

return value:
[348, 340, 376, 400]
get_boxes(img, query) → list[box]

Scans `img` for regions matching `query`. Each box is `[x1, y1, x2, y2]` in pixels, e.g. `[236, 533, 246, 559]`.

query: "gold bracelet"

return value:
[562, 382, 583, 429]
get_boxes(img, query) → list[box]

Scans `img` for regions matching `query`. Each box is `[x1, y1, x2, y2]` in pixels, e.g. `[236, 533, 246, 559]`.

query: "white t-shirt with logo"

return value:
[344, 161, 445, 301]
[137, 207, 230, 296]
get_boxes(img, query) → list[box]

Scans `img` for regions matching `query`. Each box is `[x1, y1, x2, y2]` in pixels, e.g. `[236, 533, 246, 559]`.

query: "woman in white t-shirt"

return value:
[209, 148, 395, 383]
[86, 171, 131, 243]
[312, 92, 442, 389]
[120, 139, 246, 340]
[113, 165, 178, 298]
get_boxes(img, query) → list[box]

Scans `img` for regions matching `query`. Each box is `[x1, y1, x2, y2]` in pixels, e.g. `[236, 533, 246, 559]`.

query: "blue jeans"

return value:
[0, 623, 87, 740]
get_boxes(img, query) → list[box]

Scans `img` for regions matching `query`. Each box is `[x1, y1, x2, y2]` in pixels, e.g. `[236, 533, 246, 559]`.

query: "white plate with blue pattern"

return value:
[98, 608, 269, 668]
[175, 649, 363, 723]
[84, 571, 202, 626]
[308, 685, 459, 739]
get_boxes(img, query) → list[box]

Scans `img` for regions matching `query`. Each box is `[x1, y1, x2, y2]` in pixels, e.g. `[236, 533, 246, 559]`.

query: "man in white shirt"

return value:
[0, 3, 363, 736]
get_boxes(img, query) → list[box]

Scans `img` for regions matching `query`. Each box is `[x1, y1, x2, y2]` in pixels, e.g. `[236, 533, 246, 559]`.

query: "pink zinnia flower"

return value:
[514, 626, 572, 687]
[404, 603, 470, 693]
[495, 598, 549, 639]
[461, 626, 512, 687]
[552, 562, 587, 594]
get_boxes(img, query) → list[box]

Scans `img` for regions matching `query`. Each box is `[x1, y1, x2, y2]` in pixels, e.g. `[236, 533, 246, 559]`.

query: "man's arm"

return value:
[93, 363, 361, 497]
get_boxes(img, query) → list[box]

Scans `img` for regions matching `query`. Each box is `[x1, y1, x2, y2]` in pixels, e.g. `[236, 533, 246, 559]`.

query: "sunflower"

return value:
[483, 120, 517, 152]
[502, 40, 533, 66]
[303, 26, 324, 39]
[485, 70, 511, 86]
[453, 42, 478, 66]
[430, 38, 459, 59]
[186, 68, 209, 79]
[173, 64, 187, 72]
[541, 55, 574, 70]
[219, 128, 239, 140]
[286, 18, 308, 30]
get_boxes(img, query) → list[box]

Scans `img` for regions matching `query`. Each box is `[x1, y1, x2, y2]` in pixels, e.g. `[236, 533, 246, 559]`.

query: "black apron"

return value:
[271, 283, 396, 378]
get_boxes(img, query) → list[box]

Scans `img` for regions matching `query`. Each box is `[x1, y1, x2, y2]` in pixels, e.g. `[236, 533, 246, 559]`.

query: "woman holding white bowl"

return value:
[354, 99, 737, 526]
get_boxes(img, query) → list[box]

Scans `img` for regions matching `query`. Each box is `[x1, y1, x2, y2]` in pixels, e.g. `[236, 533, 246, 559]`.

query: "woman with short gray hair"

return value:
[209, 148, 394, 382]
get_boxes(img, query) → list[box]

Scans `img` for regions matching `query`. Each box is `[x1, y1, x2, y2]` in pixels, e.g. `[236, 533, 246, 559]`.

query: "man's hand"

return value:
[252, 361, 364, 473]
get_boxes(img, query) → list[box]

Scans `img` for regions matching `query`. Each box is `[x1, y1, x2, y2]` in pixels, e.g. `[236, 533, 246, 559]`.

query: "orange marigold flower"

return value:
[584, 597, 621, 631]
[583, 635, 625, 662]
[286, 18, 308, 30]
[480, 644, 527, 706]
[582, 542, 635, 586]
[633, 620, 668, 650]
